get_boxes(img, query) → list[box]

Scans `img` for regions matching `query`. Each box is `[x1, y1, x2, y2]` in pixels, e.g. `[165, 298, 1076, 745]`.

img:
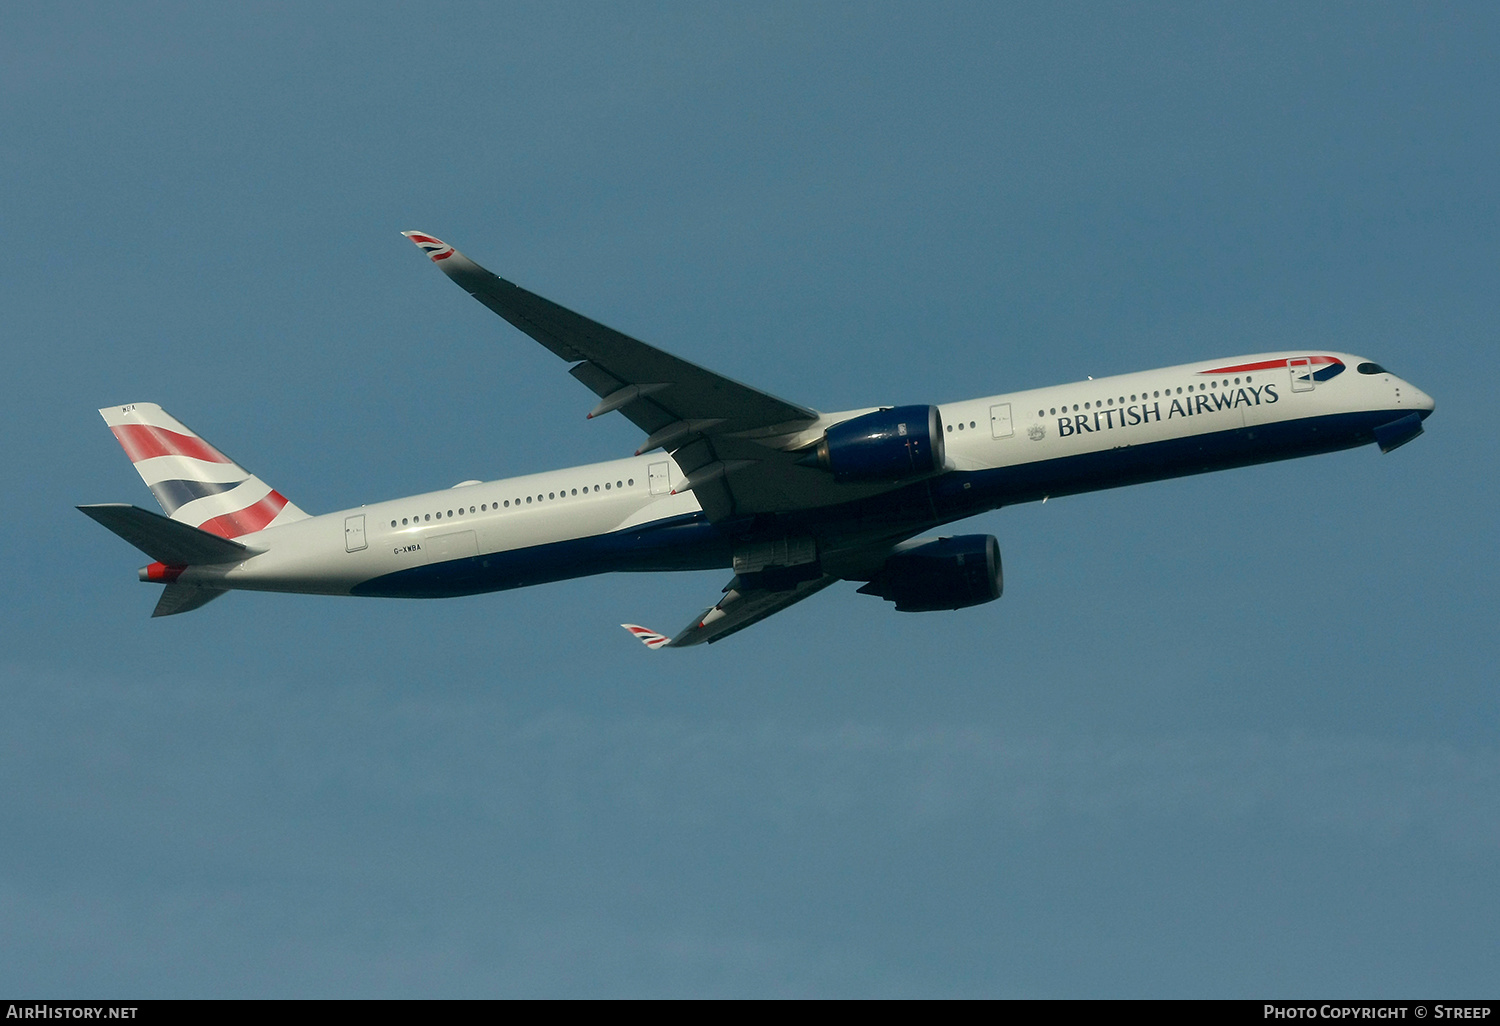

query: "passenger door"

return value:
[649, 461, 672, 495]
[344, 514, 367, 553]
[989, 403, 1014, 439]
[1289, 358, 1315, 392]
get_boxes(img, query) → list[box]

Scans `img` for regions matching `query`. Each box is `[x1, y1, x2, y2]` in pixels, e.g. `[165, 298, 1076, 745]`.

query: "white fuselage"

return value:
[169, 351, 1433, 598]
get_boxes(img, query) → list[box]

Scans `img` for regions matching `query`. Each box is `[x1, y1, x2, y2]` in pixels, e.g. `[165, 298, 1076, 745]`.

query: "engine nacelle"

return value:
[803, 405, 945, 483]
[857, 535, 1003, 612]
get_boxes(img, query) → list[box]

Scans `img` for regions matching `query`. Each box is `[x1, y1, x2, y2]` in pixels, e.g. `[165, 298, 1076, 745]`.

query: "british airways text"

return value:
[1057, 384, 1279, 437]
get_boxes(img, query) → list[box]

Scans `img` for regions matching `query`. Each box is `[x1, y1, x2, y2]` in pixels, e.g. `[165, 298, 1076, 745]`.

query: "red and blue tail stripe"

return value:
[99, 403, 308, 540]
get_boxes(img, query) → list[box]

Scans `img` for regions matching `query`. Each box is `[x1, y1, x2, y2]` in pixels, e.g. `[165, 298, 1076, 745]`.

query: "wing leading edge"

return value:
[401, 232, 925, 648]
[623, 573, 840, 649]
[403, 231, 832, 520]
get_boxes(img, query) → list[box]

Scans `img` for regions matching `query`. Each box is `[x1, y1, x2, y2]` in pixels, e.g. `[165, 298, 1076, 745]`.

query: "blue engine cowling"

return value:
[803, 405, 946, 483]
[856, 535, 1003, 612]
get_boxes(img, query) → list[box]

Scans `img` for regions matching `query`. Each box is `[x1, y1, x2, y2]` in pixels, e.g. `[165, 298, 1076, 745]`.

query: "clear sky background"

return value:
[3, 3, 1497, 997]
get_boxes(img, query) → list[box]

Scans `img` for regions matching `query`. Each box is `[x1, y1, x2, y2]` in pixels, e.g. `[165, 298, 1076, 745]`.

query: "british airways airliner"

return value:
[80, 233, 1435, 647]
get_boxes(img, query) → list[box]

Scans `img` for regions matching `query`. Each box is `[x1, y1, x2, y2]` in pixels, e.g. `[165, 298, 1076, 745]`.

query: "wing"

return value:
[404, 232, 894, 521]
[623, 573, 840, 649]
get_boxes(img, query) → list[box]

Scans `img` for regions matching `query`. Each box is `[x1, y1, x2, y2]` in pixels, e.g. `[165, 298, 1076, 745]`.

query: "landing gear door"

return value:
[989, 403, 1014, 439]
[1289, 358, 1315, 392]
[344, 514, 367, 552]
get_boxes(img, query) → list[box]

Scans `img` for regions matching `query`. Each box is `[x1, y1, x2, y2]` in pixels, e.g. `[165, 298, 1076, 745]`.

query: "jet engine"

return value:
[857, 535, 1003, 612]
[800, 405, 945, 483]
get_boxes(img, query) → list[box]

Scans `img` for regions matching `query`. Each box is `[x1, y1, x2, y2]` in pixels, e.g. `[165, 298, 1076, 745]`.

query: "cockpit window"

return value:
[1357, 362, 1387, 375]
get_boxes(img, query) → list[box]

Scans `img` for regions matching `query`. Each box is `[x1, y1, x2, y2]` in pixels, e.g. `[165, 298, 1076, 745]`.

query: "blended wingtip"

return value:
[402, 231, 457, 262]
[620, 623, 671, 650]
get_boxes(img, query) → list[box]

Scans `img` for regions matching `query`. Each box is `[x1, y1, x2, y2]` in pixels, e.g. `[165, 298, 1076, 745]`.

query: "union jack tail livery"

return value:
[98, 403, 308, 539]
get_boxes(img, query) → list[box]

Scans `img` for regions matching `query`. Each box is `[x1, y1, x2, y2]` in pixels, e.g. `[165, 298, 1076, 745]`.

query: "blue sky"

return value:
[3, 3, 1497, 996]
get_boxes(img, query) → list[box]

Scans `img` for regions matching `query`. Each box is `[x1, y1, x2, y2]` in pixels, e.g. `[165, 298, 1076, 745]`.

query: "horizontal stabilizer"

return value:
[152, 582, 228, 618]
[78, 503, 255, 565]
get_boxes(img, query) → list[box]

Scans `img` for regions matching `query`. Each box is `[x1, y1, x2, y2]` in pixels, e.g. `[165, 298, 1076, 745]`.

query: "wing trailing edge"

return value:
[622, 573, 840, 649]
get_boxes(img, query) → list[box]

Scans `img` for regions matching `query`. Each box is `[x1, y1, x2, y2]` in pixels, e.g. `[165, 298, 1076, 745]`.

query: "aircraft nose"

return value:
[1409, 384, 1436, 419]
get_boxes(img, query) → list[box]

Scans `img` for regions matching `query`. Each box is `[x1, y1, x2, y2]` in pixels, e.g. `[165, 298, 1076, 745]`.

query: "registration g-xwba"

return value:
[80, 233, 1435, 647]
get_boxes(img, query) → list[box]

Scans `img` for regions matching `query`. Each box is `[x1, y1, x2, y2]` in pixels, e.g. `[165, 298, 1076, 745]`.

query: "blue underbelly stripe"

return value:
[352, 409, 1399, 600]
[352, 511, 732, 598]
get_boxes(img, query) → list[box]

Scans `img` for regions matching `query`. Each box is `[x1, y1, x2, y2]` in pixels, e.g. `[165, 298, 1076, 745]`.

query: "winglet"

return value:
[401, 231, 457, 262]
[620, 624, 672, 650]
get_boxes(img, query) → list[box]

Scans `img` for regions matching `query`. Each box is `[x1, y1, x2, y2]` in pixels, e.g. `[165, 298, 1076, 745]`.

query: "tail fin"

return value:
[98, 403, 309, 538]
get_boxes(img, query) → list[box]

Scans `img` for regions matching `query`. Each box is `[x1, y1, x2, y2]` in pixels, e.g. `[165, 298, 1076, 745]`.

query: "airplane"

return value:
[79, 232, 1436, 647]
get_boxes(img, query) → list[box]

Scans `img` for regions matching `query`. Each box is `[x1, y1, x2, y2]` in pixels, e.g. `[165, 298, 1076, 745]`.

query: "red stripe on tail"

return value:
[196, 491, 289, 538]
[110, 424, 233, 465]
